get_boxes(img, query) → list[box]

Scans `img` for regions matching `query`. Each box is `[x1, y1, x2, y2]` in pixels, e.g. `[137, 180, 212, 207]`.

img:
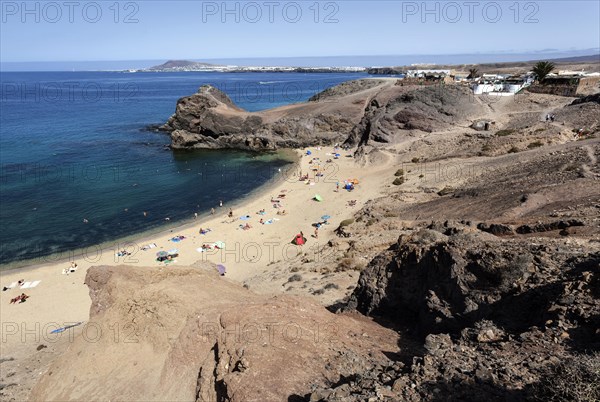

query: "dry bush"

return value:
[339, 219, 354, 227]
[531, 353, 600, 402]
[393, 177, 405, 185]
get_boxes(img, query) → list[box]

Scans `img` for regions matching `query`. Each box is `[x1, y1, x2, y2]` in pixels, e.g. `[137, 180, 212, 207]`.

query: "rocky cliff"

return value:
[161, 80, 485, 150]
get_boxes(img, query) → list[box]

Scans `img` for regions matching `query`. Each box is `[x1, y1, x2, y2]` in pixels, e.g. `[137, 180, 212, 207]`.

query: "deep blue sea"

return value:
[0, 71, 367, 266]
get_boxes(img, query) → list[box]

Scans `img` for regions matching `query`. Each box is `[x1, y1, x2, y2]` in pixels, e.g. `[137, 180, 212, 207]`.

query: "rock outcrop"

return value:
[30, 264, 399, 401]
[325, 223, 600, 401]
[161, 80, 485, 150]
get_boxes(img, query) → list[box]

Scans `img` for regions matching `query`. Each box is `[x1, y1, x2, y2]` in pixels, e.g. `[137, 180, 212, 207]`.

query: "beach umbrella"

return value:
[321, 215, 331, 220]
[216, 264, 226, 276]
[313, 194, 323, 202]
[156, 251, 168, 257]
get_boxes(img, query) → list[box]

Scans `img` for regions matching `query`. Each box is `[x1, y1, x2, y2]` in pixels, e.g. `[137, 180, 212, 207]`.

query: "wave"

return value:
[258, 81, 284, 85]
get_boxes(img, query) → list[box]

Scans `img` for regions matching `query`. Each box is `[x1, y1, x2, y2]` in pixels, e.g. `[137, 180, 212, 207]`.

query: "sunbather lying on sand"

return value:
[10, 293, 29, 304]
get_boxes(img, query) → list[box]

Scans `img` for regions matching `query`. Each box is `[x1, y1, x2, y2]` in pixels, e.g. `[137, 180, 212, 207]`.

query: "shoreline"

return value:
[0, 149, 301, 274]
[0, 143, 400, 398]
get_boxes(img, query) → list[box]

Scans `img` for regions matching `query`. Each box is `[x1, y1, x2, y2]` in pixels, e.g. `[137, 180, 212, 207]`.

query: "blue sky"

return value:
[1, 0, 599, 64]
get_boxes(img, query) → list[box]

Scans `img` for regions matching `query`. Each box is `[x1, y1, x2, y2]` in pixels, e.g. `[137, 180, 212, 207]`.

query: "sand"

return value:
[0, 146, 397, 361]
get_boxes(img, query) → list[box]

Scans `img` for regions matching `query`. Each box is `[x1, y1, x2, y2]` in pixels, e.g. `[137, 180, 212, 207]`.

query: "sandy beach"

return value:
[0, 145, 396, 363]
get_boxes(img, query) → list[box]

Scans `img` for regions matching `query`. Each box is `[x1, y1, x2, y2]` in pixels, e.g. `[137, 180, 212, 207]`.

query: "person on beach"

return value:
[314, 226, 319, 239]
[228, 208, 233, 218]
[211, 208, 215, 215]
[219, 200, 223, 207]
[194, 212, 198, 219]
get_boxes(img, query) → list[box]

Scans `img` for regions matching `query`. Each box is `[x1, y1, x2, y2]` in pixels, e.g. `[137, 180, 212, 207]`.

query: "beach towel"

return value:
[264, 219, 274, 225]
[50, 322, 83, 334]
[239, 215, 251, 220]
[6, 282, 17, 289]
[142, 243, 157, 251]
[20, 281, 32, 289]
[216, 264, 226, 276]
[213, 241, 226, 249]
[28, 280, 41, 289]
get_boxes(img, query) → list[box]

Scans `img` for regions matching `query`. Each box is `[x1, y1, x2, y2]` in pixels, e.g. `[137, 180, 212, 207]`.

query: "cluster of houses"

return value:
[393, 68, 599, 97]
[471, 71, 600, 97]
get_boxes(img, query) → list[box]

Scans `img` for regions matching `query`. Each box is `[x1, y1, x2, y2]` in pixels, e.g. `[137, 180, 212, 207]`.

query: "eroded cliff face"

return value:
[161, 81, 485, 151]
[30, 263, 399, 401]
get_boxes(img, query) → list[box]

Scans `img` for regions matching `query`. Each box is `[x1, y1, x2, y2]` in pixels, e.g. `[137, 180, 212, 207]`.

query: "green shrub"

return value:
[339, 219, 354, 227]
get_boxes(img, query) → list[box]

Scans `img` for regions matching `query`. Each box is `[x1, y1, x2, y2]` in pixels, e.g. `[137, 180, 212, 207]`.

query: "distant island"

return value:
[127, 59, 368, 73]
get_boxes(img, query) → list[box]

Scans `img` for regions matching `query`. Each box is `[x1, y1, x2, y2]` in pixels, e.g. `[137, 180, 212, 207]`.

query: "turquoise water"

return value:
[0, 71, 367, 265]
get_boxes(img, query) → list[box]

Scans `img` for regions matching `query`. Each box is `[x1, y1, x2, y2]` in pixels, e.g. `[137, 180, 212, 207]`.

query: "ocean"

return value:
[0, 71, 367, 266]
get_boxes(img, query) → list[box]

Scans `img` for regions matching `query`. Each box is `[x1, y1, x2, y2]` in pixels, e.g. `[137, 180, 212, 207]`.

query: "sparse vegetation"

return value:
[393, 176, 405, 185]
[437, 186, 454, 196]
[534, 128, 545, 133]
[394, 169, 404, 177]
[288, 274, 302, 282]
[528, 140, 544, 149]
[467, 68, 479, 80]
[564, 163, 579, 171]
[339, 219, 354, 227]
[532, 353, 600, 402]
[496, 129, 515, 137]
[508, 146, 520, 153]
[411, 157, 420, 163]
[324, 283, 339, 290]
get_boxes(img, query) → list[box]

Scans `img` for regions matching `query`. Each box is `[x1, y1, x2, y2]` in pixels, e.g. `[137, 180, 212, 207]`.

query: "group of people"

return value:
[62, 262, 78, 275]
[2, 279, 25, 292]
[10, 293, 29, 304]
